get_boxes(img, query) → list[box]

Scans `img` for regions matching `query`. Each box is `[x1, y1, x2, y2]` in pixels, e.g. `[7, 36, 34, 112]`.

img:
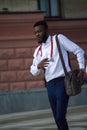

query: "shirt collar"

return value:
[42, 35, 51, 46]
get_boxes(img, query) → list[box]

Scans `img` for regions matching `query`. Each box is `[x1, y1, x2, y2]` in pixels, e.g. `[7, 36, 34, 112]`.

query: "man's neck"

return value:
[43, 35, 49, 43]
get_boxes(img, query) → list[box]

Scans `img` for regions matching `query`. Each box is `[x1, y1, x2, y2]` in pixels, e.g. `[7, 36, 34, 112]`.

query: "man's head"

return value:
[33, 20, 48, 43]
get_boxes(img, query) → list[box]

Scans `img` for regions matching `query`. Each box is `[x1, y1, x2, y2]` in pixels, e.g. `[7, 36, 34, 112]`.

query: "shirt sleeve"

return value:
[30, 47, 41, 76]
[58, 34, 85, 69]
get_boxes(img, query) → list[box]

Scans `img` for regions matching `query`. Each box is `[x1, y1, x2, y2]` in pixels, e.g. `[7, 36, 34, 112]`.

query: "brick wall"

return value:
[0, 13, 87, 91]
[0, 13, 45, 91]
[0, 48, 45, 91]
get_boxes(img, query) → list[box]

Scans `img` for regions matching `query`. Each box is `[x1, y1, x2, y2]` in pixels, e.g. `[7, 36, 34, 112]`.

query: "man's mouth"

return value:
[37, 37, 42, 42]
[37, 36, 41, 40]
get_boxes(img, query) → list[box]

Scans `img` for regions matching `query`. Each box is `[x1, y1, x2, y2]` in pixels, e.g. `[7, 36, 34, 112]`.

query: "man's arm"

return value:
[58, 34, 85, 70]
[30, 58, 41, 76]
[58, 34, 85, 84]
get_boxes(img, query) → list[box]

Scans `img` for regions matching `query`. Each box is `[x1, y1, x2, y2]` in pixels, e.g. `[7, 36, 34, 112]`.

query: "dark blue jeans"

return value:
[46, 77, 69, 130]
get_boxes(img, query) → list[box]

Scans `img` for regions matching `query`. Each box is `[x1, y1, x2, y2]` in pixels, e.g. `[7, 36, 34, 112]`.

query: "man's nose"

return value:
[36, 32, 40, 37]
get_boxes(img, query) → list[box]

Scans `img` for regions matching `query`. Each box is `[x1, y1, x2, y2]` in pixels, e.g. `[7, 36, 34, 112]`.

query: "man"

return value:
[30, 20, 85, 130]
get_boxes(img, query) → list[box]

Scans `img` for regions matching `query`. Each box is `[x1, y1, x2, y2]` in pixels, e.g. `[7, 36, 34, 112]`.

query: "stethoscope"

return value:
[36, 36, 54, 61]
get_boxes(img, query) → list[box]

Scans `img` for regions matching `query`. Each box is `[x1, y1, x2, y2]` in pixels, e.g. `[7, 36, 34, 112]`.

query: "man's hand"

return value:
[37, 58, 49, 69]
[77, 69, 84, 84]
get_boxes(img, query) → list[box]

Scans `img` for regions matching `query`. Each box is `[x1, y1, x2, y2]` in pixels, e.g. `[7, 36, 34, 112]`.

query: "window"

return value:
[38, 0, 61, 17]
[0, 0, 61, 18]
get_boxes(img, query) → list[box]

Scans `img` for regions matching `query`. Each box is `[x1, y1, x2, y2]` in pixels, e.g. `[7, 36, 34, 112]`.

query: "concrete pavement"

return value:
[0, 105, 87, 130]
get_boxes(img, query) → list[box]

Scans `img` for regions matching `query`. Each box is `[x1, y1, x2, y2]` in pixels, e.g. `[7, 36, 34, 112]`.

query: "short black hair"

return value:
[33, 20, 48, 29]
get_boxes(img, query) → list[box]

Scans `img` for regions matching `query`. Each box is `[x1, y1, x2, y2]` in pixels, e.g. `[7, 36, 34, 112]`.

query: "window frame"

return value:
[38, 0, 62, 19]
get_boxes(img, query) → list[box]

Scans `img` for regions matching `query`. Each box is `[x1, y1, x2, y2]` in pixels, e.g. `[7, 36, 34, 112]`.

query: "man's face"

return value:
[34, 25, 48, 43]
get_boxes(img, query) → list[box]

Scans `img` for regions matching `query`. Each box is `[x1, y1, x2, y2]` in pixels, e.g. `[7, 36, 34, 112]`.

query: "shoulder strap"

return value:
[55, 35, 67, 75]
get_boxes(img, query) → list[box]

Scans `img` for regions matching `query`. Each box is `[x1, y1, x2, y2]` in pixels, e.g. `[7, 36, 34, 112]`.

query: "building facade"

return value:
[0, 0, 87, 114]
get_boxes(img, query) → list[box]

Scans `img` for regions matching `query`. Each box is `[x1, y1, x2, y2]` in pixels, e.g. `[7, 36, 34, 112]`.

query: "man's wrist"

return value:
[37, 65, 40, 69]
[80, 68, 85, 72]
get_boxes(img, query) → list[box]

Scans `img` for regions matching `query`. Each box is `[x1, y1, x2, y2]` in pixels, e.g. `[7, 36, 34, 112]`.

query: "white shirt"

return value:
[30, 34, 85, 82]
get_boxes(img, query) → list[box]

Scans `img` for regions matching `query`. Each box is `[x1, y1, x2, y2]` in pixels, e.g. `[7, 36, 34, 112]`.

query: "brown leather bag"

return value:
[64, 69, 82, 96]
[56, 35, 84, 96]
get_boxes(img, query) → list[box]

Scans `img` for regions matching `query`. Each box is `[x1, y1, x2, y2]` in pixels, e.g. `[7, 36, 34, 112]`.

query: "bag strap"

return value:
[55, 35, 67, 75]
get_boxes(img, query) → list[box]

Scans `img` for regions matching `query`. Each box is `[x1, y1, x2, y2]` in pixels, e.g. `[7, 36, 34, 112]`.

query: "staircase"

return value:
[0, 105, 87, 130]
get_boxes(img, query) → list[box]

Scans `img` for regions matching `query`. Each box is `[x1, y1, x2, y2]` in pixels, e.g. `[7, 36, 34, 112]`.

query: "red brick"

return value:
[0, 49, 14, 59]
[10, 82, 26, 90]
[31, 47, 36, 55]
[85, 53, 87, 59]
[15, 48, 33, 58]
[0, 60, 7, 70]
[0, 71, 16, 82]
[78, 42, 87, 49]
[8, 59, 25, 70]
[0, 83, 9, 91]
[25, 58, 33, 69]
[26, 80, 45, 89]
[17, 70, 44, 81]
[17, 70, 33, 81]
[69, 52, 77, 60]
